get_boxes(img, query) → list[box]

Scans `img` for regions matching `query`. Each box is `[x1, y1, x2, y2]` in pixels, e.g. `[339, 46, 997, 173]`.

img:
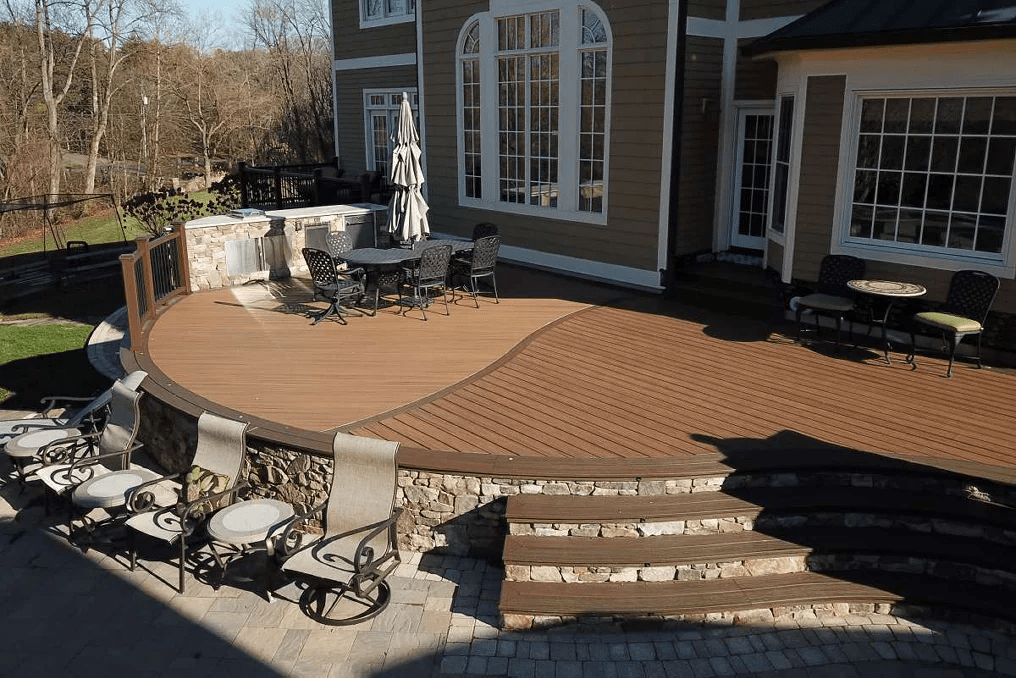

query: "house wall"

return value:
[687, 0, 725, 20]
[777, 42, 1016, 317]
[735, 40, 777, 101]
[331, 1, 416, 59]
[420, 0, 669, 276]
[790, 75, 844, 284]
[739, 0, 827, 21]
[334, 65, 418, 175]
[766, 239, 784, 274]
[674, 36, 724, 255]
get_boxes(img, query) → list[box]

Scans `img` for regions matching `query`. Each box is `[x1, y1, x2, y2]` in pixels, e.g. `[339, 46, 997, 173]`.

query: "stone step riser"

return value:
[504, 555, 1016, 589]
[508, 514, 1016, 546]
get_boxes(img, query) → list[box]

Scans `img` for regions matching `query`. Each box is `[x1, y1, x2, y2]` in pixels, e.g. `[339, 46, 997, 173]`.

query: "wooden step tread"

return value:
[506, 487, 1014, 526]
[499, 571, 1012, 621]
[503, 528, 1016, 571]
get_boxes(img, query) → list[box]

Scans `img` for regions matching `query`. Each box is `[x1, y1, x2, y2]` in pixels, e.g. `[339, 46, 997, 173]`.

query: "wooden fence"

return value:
[120, 223, 191, 350]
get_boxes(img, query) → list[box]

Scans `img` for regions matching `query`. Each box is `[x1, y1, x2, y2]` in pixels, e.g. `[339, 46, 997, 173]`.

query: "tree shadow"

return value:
[0, 348, 110, 411]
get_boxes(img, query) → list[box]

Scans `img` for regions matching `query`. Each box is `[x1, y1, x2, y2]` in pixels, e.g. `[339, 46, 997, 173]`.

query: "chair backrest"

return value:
[190, 411, 249, 487]
[64, 370, 148, 429]
[468, 235, 501, 275]
[416, 244, 452, 286]
[943, 269, 1000, 323]
[96, 380, 143, 469]
[302, 247, 339, 287]
[472, 222, 499, 241]
[326, 433, 399, 555]
[816, 254, 865, 296]
[325, 231, 354, 260]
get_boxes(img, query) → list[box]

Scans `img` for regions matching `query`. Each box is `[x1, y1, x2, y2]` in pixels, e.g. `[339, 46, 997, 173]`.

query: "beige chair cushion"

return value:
[798, 293, 854, 312]
[914, 311, 982, 334]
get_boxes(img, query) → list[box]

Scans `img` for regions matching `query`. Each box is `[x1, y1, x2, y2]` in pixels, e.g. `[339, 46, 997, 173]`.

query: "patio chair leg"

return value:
[834, 317, 842, 353]
[906, 331, 918, 369]
[945, 333, 961, 378]
[179, 535, 187, 593]
[491, 274, 499, 304]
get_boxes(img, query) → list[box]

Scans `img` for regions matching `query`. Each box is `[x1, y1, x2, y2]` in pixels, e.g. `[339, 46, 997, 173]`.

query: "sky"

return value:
[178, 0, 248, 47]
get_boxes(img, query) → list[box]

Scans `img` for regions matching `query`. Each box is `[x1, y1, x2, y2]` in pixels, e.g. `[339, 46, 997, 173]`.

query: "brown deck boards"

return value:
[139, 265, 1016, 478]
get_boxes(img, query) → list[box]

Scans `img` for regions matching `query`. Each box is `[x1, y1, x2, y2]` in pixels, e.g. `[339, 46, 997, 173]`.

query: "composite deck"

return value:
[138, 265, 1016, 477]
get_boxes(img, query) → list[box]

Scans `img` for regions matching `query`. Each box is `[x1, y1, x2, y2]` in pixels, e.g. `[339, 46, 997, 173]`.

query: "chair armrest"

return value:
[126, 469, 186, 513]
[38, 395, 96, 412]
[38, 431, 100, 464]
[276, 501, 327, 559]
[340, 267, 366, 282]
[352, 507, 404, 575]
[67, 440, 143, 474]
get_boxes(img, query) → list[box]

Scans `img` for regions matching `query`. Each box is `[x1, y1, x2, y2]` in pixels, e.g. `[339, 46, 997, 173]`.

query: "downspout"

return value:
[662, 0, 689, 296]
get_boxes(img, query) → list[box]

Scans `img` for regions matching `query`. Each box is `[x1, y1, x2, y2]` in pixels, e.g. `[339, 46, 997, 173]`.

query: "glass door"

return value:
[730, 107, 775, 251]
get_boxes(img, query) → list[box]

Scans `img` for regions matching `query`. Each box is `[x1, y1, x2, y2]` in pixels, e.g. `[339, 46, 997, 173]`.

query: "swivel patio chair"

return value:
[125, 411, 250, 593]
[31, 380, 146, 524]
[906, 269, 1000, 378]
[795, 254, 865, 352]
[451, 235, 501, 307]
[301, 247, 366, 325]
[401, 243, 452, 320]
[277, 432, 401, 626]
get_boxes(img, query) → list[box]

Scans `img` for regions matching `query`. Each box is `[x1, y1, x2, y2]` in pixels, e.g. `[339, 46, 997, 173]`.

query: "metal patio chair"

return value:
[301, 247, 365, 325]
[325, 231, 355, 264]
[795, 254, 865, 351]
[125, 411, 250, 593]
[450, 235, 501, 307]
[3, 371, 147, 488]
[277, 432, 401, 626]
[906, 269, 1000, 378]
[471, 222, 499, 241]
[401, 243, 452, 320]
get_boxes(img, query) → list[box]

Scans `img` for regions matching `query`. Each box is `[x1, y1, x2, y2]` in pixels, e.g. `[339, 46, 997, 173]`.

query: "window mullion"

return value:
[557, 10, 578, 211]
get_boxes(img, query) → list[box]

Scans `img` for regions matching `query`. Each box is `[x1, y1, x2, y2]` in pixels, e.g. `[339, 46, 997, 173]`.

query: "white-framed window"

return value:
[769, 95, 795, 235]
[456, 3, 612, 224]
[364, 89, 419, 179]
[361, 0, 415, 27]
[843, 90, 1016, 266]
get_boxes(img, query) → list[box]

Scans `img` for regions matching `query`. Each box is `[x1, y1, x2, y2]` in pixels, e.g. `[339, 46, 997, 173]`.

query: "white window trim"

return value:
[832, 86, 1016, 279]
[359, 1, 415, 29]
[363, 88, 419, 173]
[454, 1, 611, 226]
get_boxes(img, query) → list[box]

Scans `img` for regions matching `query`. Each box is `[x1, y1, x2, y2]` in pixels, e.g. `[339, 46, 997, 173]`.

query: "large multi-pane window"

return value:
[457, 4, 612, 221]
[362, 0, 415, 25]
[848, 94, 1016, 257]
[770, 95, 795, 234]
[364, 90, 418, 178]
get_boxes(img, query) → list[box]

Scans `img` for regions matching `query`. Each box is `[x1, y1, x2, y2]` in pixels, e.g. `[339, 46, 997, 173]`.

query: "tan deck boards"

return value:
[142, 268, 1016, 473]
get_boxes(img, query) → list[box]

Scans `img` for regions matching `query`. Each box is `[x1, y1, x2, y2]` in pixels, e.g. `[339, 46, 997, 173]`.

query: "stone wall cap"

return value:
[264, 204, 387, 219]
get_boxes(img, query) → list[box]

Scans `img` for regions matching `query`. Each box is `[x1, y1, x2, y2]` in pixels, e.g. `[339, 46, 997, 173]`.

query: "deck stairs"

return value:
[498, 458, 1016, 630]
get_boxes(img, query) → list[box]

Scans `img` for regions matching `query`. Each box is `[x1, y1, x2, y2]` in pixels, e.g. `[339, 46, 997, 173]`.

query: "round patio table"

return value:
[847, 279, 927, 364]
[206, 498, 295, 595]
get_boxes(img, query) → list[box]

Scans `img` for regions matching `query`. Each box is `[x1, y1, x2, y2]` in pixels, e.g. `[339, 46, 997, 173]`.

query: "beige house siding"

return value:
[687, 0, 725, 20]
[791, 75, 845, 283]
[332, 2, 417, 60]
[419, 0, 667, 273]
[334, 66, 418, 175]
[739, 0, 828, 21]
[766, 240, 784, 274]
[735, 43, 777, 101]
[673, 36, 723, 256]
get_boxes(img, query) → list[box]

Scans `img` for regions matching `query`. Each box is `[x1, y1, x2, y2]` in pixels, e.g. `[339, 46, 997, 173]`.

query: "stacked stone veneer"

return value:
[183, 204, 386, 291]
[136, 395, 1016, 565]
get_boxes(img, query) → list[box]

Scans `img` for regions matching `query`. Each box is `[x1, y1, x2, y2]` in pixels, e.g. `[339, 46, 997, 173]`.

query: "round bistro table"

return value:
[847, 279, 927, 364]
[206, 498, 295, 596]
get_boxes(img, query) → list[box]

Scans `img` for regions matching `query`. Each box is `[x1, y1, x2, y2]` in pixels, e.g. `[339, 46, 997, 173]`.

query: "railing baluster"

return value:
[120, 228, 192, 351]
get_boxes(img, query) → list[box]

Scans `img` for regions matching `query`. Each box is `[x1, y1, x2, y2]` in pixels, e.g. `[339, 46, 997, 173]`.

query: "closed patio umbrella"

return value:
[388, 92, 429, 244]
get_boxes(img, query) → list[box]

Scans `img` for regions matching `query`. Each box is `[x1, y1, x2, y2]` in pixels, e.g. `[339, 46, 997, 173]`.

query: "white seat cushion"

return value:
[72, 468, 162, 510]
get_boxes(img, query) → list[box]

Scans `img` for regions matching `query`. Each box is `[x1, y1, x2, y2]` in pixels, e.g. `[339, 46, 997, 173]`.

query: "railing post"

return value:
[171, 220, 192, 295]
[135, 234, 156, 322]
[119, 253, 143, 351]
[274, 166, 284, 210]
[238, 161, 250, 208]
[312, 168, 324, 207]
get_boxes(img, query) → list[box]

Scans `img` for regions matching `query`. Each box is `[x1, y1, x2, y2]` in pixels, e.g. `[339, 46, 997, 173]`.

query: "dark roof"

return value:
[743, 0, 1016, 57]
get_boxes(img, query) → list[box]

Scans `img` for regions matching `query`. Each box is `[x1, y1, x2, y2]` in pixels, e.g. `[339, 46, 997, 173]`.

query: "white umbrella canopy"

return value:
[388, 92, 430, 244]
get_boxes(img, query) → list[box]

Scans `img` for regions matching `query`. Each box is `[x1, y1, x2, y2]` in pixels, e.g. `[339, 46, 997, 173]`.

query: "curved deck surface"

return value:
[138, 265, 1016, 479]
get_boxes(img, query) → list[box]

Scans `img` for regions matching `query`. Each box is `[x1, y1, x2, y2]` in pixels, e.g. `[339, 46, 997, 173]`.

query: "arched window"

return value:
[457, 3, 612, 222]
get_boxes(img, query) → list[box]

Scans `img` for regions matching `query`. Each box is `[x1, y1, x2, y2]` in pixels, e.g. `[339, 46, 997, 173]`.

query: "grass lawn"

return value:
[0, 208, 147, 258]
[0, 323, 104, 406]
